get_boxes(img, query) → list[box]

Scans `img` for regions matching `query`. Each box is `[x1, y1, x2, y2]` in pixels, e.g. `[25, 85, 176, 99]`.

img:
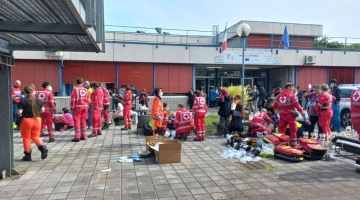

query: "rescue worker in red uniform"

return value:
[36, 82, 56, 142]
[193, 90, 207, 141]
[89, 83, 104, 137]
[70, 78, 89, 142]
[314, 84, 334, 143]
[250, 110, 273, 133]
[151, 87, 164, 135]
[122, 85, 133, 130]
[101, 83, 111, 130]
[273, 83, 306, 147]
[161, 103, 169, 132]
[174, 103, 194, 140]
[351, 87, 360, 140]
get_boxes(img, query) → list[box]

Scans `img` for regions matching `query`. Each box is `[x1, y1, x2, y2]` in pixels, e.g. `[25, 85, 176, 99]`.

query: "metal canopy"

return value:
[0, 0, 105, 53]
[0, 0, 105, 179]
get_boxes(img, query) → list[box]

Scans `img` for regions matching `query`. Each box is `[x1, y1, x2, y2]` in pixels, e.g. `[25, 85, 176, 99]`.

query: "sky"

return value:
[104, 0, 360, 42]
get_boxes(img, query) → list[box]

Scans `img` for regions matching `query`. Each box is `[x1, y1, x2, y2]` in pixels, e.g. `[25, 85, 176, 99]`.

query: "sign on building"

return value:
[215, 51, 281, 64]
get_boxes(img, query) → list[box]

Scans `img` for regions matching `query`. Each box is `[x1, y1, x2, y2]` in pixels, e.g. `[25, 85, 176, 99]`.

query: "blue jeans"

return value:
[87, 108, 92, 127]
[13, 103, 20, 122]
[331, 104, 341, 131]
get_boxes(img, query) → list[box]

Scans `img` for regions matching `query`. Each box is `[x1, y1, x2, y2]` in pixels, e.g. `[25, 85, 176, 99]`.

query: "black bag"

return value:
[15, 116, 23, 127]
[143, 123, 153, 136]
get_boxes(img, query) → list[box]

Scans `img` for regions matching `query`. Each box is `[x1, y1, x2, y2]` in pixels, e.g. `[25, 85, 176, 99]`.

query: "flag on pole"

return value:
[222, 23, 228, 52]
[281, 26, 290, 49]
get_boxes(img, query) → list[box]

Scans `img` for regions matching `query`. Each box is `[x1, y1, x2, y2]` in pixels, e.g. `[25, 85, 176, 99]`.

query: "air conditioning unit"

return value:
[45, 51, 63, 60]
[305, 55, 316, 64]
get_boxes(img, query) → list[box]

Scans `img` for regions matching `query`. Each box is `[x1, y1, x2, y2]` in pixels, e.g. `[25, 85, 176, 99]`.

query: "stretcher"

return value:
[298, 138, 327, 161]
[326, 136, 360, 169]
[274, 145, 304, 162]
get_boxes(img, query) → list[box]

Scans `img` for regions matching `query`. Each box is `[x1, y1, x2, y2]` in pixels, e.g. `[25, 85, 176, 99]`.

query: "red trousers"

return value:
[20, 118, 44, 153]
[153, 119, 163, 135]
[278, 114, 298, 145]
[40, 110, 54, 134]
[123, 105, 132, 128]
[73, 107, 88, 139]
[102, 105, 110, 123]
[318, 110, 333, 134]
[250, 125, 272, 133]
[92, 109, 102, 135]
[352, 117, 360, 140]
[194, 113, 206, 140]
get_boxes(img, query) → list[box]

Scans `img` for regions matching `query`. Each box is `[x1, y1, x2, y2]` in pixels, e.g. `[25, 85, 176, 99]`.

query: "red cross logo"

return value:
[80, 90, 86, 97]
[38, 93, 45, 100]
[200, 98, 206, 105]
[279, 96, 287, 103]
[183, 113, 190, 120]
[353, 91, 360, 102]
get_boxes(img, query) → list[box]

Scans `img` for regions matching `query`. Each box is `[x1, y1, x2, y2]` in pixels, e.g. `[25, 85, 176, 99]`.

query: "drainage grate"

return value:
[235, 161, 275, 171]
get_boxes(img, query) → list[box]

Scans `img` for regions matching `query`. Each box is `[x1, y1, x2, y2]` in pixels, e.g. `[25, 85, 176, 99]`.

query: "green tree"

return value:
[315, 35, 360, 51]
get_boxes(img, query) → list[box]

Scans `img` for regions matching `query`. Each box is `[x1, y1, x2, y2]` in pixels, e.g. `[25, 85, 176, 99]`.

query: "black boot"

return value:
[101, 123, 109, 130]
[22, 151, 32, 161]
[38, 145, 48, 160]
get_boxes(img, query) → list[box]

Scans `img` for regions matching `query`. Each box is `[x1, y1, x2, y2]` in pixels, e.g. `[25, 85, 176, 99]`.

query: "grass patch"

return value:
[205, 114, 220, 133]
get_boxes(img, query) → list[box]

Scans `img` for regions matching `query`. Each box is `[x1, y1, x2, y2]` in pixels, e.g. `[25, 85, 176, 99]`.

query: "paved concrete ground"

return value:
[1, 125, 360, 200]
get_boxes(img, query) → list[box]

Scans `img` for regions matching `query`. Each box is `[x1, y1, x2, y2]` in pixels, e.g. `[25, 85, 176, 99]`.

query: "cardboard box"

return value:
[148, 140, 182, 164]
[146, 136, 168, 152]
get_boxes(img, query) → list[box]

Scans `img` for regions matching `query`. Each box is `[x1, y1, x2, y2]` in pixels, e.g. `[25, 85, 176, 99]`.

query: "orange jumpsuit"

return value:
[151, 96, 163, 135]
[123, 90, 133, 128]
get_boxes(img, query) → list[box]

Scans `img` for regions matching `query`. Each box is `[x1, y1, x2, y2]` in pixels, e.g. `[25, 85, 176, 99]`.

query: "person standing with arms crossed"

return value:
[70, 78, 89, 142]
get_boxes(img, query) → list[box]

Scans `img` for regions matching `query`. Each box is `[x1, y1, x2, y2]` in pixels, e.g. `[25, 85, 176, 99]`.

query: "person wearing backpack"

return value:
[296, 86, 303, 108]
[139, 88, 149, 107]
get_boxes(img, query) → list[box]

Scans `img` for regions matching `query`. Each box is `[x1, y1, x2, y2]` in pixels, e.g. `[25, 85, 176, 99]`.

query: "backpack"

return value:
[143, 123, 153, 136]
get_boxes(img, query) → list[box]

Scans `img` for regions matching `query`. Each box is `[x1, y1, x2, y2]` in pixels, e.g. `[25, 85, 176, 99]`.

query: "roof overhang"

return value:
[0, 0, 105, 53]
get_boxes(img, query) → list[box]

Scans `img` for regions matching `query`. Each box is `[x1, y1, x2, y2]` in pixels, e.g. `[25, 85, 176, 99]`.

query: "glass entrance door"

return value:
[221, 78, 253, 87]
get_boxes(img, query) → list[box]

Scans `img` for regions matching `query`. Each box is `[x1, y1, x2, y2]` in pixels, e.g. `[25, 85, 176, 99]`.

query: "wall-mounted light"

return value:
[123, 44, 125, 47]
[156, 45, 158, 48]
[163, 32, 170, 35]
[186, 46, 188, 50]
[136, 30, 145, 33]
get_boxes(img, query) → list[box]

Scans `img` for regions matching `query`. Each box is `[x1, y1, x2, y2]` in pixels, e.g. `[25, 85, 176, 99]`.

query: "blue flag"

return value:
[281, 26, 289, 49]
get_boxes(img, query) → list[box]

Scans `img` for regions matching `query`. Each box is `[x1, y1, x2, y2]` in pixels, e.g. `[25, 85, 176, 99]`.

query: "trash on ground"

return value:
[100, 168, 111, 173]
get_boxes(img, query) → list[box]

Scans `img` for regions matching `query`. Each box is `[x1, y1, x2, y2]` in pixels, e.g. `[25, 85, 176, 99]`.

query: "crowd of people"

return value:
[215, 79, 345, 149]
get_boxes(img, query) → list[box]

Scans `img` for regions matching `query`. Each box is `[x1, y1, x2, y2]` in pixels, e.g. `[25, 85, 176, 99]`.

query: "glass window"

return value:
[340, 89, 352, 98]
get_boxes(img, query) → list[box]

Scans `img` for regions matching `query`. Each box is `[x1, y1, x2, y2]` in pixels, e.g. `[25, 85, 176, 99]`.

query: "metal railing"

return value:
[105, 25, 360, 52]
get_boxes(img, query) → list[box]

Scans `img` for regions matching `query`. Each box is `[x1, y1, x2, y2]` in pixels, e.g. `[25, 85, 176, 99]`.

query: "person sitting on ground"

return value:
[165, 111, 177, 138]
[54, 108, 74, 132]
[110, 97, 124, 125]
[228, 103, 245, 134]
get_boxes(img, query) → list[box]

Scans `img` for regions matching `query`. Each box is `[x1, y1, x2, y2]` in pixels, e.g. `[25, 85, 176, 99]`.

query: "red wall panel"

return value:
[119, 63, 153, 93]
[13, 60, 59, 92]
[291, 36, 314, 49]
[62, 61, 116, 84]
[297, 67, 327, 89]
[156, 64, 192, 94]
[329, 67, 354, 85]
[247, 35, 271, 48]
[356, 68, 360, 83]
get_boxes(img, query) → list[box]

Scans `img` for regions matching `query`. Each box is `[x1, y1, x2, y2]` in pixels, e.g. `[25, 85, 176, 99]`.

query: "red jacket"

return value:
[174, 108, 194, 133]
[315, 92, 333, 113]
[103, 89, 110, 105]
[70, 85, 89, 110]
[36, 88, 56, 112]
[123, 90, 132, 107]
[351, 88, 360, 117]
[161, 111, 169, 130]
[250, 112, 272, 128]
[12, 86, 21, 103]
[193, 96, 208, 114]
[273, 89, 302, 115]
[91, 88, 103, 111]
